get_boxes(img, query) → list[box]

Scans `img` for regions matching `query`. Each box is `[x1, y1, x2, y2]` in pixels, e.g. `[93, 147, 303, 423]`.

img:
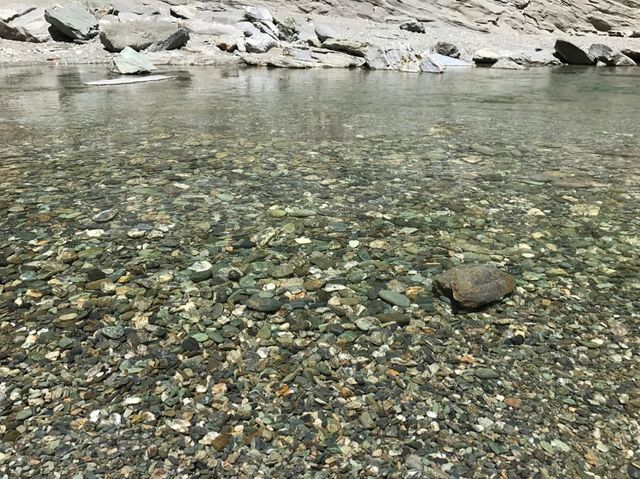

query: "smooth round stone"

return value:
[182, 336, 200, 352]
[91, 209, 118, 223]
[355, 317, 377, 331]
[191, 333, 209, 343]
[378, 290, 410, 307]
[246, 295, 283, 313]
[474, 368, 500, 380]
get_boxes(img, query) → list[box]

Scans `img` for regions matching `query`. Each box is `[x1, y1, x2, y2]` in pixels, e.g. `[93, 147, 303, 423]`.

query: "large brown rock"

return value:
[434, 265, 515, 310]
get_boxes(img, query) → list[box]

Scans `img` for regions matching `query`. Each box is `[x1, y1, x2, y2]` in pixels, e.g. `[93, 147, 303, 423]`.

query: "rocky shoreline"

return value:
[1, 1, 640, 73]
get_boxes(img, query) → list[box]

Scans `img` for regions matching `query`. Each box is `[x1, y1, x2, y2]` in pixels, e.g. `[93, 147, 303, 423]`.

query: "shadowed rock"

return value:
[44, 3, 98, 41]
[554, 40, 594, 65]
[434, 264, 515, 310]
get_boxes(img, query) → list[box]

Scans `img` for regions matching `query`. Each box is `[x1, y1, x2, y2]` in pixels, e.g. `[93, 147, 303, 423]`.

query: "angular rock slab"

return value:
[554, 39, 595, 65]
[434, 264, 515, 310]
[0, 4, 34, 23]
[111, 46, 157, 74]
[589, 43, 613, 64]
[44, 3, 98, 41]
[0, 8, 50, 43]
[100, 20, 188, 52]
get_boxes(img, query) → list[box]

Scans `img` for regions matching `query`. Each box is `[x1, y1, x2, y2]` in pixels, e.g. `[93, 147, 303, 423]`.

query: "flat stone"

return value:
[475, 368, 500, 380]
[427, 53, 473, 67]
[321, 38, 368, 57]
[246, 295, 283, 313]
[91, 209, 118, 223]
[0, 8, 50, 43]
[378, 290, 410, 307]
[492, 58, 526, 70]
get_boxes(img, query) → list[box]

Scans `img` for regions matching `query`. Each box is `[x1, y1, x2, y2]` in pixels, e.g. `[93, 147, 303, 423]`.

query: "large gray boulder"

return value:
[620, 48, 640, 63]
[44, 3, 98, 41]
[473, 48, 503, 64]
[0, 8, 50, 43]
[434, 264, 516, 311]
[245, 32, 277, 53]
[241, 46, 364, 69]
[588, 43, 613, 64]
[111, 46, 157, 74]
[428, 53, 473, 67]
[100, 21, 188, 52]
[554, 39, 595, 65]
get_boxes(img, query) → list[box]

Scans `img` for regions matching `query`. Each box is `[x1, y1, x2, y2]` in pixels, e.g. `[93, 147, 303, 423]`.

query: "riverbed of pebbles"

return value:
[1, 68, 639, 478]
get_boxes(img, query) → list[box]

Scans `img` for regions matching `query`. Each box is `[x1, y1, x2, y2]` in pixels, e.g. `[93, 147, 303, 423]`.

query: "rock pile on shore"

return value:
[1, 0, 640, 71]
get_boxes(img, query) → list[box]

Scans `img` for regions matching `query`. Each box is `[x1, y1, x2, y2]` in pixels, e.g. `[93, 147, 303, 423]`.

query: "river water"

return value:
[0, 66, 639, 478]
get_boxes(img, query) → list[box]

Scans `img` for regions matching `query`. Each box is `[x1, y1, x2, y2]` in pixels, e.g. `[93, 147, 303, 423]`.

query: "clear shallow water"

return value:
[0, 65, 639, 477]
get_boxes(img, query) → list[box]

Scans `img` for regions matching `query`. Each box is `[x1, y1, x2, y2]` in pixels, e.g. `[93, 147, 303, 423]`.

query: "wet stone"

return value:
[246, 295, 283, 313]
[434, 264, 515, 310]
[91, 209, 117, 223]
[475, 368, 500, 380]
[378, 289, 410, 307]
[101, 325, 125, 340]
